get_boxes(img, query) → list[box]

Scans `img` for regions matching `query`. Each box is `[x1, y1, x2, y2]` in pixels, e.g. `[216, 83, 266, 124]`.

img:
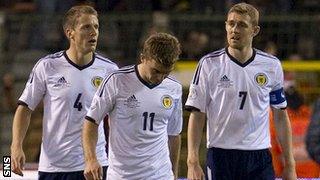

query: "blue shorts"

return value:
[206, 148, 274, 180]
[38, 166, 108, 180]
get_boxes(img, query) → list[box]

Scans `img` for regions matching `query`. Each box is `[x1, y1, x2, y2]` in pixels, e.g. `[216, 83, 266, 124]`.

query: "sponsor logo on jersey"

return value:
[161, 95, 173, 109]
[124, 95, 140, 108]
[91, 76, 103, 88]
[53, 76, 71, 88]
[254, 73, 268, 86]
[218, 75, 233, 88]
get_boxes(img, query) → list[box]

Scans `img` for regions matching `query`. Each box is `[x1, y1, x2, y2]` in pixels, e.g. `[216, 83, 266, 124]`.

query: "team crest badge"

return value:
[254, 73, 268, 86]
[162, 95, 173, 109]
[91, 76, 103, 88]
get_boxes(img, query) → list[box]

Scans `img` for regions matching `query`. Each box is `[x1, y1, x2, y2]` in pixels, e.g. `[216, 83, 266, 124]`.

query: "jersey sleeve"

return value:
[86, 74, 117, 124]
[18, 60, 46, 111]
[269, 61, 287, 109]
[167, 86, 183, 136]
[185, 58, 208, 113]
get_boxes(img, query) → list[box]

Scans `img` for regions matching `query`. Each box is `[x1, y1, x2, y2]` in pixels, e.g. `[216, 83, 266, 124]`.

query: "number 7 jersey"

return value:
[185, 48, 287, 150]
[86, 65, 183, 179]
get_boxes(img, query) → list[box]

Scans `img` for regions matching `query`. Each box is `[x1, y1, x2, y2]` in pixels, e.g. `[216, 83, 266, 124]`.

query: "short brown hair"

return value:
[62, 5, 98, 32]
[228, 3, 259, 26]
[142, 33, 181, 67]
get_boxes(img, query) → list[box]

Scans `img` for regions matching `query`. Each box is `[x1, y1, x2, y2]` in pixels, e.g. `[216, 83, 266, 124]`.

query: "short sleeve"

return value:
[167, 87, 183, 136]
[86, 74, 117, 124]
[18, 60, 46, 111]
[185, 59, 208, 113]
[269, 61, 287, 109]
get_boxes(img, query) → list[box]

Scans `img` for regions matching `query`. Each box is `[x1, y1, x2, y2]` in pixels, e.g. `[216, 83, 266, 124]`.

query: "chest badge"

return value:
[162, 95, 173, 109]
[255, 73, 268, 87]
[91, 76, 103, 88]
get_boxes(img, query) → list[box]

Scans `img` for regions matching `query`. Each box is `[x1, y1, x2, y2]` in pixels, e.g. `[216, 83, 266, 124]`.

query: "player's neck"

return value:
[137, 64, 152, 85]
[228, 46, 253, 63]
[66, 49, 93, 66]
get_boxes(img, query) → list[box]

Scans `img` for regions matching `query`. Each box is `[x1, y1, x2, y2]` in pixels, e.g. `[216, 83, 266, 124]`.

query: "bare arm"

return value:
[82, 119, 102, 180]
[11, 105, 32, 176]
[168, 135, 181, 179]
[272, 107, 297, 180]
[187, 111, 206, 179]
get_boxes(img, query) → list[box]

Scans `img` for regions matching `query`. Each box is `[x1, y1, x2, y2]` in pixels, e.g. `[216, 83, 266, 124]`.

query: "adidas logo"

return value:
[53, 76, 69, 88]
[218, 75, 233, 88]
[220, 75, 230, 82]
[126, 95, 137, 102]
[58, 77, 67, 84]
[124, 94, 140, 108]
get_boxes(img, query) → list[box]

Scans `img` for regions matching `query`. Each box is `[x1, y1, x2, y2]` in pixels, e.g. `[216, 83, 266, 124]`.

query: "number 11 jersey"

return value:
[86, 65, 183, 179]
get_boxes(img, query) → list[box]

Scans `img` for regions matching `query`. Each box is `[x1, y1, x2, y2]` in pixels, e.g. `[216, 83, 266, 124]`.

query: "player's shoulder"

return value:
[32, 51, 64, 69]
[165, 76, 182, 88]
[200, 48, 226, 61]
[99, 65, 135, 89]
[254, 49, 282, 68]
[194, 48, 226, 71]
[94, 52, 118, 68]
[44, 51, 64, 59]
[116, 65, 135, 74]
[197, 48, 226, 67]
[106, 65, 135, 78]
[255, 49, 280, 62]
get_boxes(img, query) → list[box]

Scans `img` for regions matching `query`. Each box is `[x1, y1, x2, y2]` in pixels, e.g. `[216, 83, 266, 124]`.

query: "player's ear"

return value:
[65, 28, 74, 40]
[140, 53, 145, 63]
[253, 25, 260, 37]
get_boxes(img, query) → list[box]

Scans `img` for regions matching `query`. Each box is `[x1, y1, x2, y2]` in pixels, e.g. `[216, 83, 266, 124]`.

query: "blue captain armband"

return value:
[269, 88, 286, 105]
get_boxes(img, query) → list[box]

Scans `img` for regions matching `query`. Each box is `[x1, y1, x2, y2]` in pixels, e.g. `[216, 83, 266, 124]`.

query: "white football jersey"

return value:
[186, 48, 287, 150]
[18, 51, 118, 172]
[86, 65, 183, 180]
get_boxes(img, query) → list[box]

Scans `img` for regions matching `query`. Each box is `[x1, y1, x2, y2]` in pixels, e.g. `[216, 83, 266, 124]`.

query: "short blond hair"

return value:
[228, 2, 259, 26]
[142, 33, 181, 67]
[62, 5, 98, 32]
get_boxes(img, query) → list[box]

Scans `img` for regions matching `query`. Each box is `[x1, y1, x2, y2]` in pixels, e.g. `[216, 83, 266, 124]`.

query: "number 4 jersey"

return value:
[86, 65, 183, 179]
[18, 51, 118, 172]
[185, 48, 287, 150]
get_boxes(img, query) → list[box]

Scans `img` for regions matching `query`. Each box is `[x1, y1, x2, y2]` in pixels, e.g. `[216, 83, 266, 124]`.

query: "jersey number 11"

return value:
[143, 112, 155, 131]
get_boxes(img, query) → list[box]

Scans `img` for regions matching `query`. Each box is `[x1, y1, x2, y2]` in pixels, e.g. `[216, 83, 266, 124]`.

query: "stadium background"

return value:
[1, 0, 320, 179]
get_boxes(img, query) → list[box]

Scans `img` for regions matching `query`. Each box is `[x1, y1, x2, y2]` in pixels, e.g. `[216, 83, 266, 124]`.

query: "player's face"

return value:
[225, 12, 259, 50]
[72, 14, 99, 54]
[141, 58, 173, 84]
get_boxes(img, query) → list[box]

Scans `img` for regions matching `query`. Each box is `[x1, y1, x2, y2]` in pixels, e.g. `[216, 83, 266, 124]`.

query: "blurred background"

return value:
[0, 0, 320, 178]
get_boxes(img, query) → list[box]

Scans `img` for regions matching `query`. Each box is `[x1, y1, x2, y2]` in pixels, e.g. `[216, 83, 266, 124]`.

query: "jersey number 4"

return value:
[74, 93, 83, 111]
[143, 112, 155, 131]
[239, 91, 247, 110]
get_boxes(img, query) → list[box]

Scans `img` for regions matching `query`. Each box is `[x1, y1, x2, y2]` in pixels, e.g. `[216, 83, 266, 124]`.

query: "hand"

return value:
[282, 165, 297, 180]
[187, 162, 205, 180]
[84, 159, 103, 180]
[11, 146, 25, 176]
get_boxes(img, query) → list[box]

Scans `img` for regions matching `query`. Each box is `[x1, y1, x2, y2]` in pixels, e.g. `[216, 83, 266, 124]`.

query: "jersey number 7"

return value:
[239, 91, 247, 110]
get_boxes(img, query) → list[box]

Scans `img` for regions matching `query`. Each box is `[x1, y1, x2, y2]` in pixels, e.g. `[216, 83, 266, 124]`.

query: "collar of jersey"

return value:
[226, 47, 256, 67]
[63, 51, 95, 70]
[134, 65, 161, 89]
